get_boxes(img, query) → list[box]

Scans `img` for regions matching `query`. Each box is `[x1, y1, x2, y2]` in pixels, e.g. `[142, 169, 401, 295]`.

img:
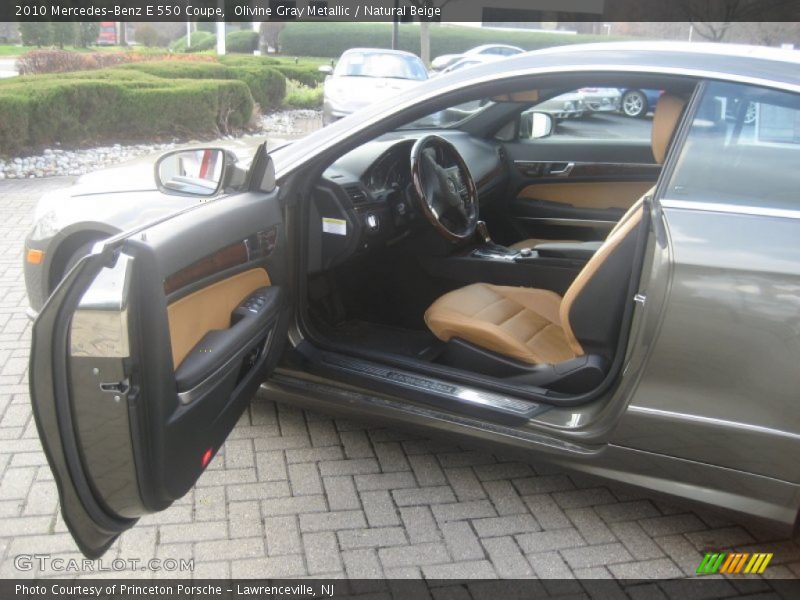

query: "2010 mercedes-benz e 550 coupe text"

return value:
[27, 42, 800, 557]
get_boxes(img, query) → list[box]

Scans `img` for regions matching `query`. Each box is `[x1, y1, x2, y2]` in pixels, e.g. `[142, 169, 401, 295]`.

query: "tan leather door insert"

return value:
[518, 181, 654, 210]
[167, 268, 271, 370]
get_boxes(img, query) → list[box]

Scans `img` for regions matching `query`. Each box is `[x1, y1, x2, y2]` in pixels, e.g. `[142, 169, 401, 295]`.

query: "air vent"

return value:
[344, 185, 368, 205]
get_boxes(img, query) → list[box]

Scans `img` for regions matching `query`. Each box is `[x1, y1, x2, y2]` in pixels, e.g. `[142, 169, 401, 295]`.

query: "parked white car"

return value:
[431, 43, 524, 72]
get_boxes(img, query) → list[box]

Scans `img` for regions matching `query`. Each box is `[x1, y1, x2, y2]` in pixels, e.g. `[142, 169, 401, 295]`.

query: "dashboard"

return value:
[307, 131, 508, 273]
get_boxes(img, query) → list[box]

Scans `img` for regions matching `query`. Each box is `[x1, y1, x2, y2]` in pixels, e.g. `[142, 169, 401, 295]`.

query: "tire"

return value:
[621, 90, 648, 118]
[744, 101, 757, 125]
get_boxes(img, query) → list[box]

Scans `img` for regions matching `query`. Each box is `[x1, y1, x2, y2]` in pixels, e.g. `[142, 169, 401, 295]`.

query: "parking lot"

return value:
[1, 153, 799, 585]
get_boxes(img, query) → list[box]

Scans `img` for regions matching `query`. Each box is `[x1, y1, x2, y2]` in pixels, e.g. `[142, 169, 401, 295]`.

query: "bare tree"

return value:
[678, 0, 797, 42]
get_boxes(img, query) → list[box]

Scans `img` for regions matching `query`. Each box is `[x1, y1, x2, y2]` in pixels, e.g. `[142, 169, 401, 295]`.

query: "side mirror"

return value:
[530, 112, 554, 139]
[155, 148, 234, 197]
[318, 65, 333, 75]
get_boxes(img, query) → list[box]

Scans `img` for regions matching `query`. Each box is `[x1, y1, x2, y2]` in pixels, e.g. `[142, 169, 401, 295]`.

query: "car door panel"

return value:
[517, 181, 656, 210]
[30, 189, 288, 557]
[501, 138, 659, 243]
[167, 267, 271, 370]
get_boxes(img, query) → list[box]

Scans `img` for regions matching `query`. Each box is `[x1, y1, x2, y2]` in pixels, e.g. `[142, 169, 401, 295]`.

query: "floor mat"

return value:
[320, 320, 443, 361]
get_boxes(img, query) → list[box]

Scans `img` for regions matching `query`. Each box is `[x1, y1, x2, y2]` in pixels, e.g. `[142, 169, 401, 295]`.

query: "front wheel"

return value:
[621, 90, 648, 118]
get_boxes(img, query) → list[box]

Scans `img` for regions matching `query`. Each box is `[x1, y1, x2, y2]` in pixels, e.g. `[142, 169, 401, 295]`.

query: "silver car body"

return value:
[531, 90, 586, 119]
[580, 86, 622, 112]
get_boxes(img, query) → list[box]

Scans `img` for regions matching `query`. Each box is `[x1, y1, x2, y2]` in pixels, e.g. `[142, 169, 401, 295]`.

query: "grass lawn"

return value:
[0, 45, 25, 56]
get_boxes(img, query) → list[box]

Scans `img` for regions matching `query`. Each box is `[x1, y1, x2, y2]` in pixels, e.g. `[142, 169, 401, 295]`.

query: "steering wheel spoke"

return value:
[410, 135, 479, 243]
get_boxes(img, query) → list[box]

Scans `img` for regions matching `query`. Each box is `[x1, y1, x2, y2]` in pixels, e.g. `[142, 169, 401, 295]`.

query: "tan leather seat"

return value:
[426, 194, 647, 365]
[511, 93, 686, 251]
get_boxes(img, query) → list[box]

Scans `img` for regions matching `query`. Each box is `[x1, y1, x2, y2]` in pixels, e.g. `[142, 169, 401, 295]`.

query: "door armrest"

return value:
[531, 241, 603, 261]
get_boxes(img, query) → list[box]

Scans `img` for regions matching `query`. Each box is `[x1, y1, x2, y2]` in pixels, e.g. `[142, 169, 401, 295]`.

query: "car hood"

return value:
[325, 76, 424, 111]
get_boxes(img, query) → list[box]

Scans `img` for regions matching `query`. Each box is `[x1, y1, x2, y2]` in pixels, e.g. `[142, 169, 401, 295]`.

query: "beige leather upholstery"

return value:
[516, 181, 654, 210]
[426, 195, 648, 364]
[167, 268, 270, 369]
[424, 283, 579, 364]
[651, 93, 687, 165]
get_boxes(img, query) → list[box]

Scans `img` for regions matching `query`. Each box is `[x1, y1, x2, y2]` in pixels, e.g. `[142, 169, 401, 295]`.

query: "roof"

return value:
[533, 41, 800, 66]
[429, 41, 800, 91]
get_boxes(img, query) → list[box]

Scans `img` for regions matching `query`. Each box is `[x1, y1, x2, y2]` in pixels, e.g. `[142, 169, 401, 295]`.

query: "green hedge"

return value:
[226, 30, 260, 54]
[120, 61, 286, 110]
[169, 31, 216, 53]
[219, 55, 325, 87]
[279, 22, 617, 59]
[118, 61, 234, 80]
[0, 68, 254, 154]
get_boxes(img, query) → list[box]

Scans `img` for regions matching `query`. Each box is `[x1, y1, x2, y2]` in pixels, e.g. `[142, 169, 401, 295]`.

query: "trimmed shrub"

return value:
[219, 55, 325, 87]
[121, 61, 287, 110]
[169, 31, 216, 53]
[284, 80, 323, 109]
[119, 61, 234, 80]
[233, 66, 286, 109]
[0, 94, 31, 154]
[272, 64, 325, 87]
[226, 30, 260, 54]
[0, 75, 253, 153]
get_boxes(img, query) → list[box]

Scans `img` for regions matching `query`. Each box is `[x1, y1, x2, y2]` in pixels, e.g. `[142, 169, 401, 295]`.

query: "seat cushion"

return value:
[424, 283, 580, 365]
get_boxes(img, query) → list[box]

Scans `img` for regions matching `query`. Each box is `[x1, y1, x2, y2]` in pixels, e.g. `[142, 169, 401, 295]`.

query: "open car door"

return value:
[29, 169, 289, 557]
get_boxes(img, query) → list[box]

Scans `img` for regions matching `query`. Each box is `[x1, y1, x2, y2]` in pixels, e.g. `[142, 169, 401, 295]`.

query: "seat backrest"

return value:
[557, 94, 688, 358]
[559, 191, 650, 358]
[652, 93, 688, 164]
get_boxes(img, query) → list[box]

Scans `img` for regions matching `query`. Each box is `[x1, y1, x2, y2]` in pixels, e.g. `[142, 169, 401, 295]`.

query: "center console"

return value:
[422, 222, 600, 296]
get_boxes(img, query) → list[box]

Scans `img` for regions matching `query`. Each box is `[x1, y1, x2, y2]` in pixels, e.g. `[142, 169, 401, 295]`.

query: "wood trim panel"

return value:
[164, 242, 249, 296]
[167, 268, 271, 369]
[518, 181, 654, 210]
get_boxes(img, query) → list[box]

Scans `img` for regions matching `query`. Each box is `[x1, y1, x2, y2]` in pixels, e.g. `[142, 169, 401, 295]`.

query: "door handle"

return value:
[548, 162, 575, 177]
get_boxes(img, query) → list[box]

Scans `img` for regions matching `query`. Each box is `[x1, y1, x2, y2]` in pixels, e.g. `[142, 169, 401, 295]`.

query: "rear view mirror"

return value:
[318, 65, 333, 75]
[155, 148, 232, 197]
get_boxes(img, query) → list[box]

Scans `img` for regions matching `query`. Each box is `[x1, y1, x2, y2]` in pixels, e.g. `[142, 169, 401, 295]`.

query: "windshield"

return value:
[399, 99, 495, 130]
[334, 52, 428, 81]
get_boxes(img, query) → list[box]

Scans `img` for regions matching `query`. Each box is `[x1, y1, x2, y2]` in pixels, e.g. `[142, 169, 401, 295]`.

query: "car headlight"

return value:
[28, 210, 60, 242]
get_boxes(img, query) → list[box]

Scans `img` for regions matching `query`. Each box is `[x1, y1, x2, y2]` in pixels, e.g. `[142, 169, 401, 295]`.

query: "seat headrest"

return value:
[651, 94, 687, 164]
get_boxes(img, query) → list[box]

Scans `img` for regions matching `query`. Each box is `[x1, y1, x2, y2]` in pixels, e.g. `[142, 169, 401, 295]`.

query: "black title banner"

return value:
[6, 0, 800, 23]
[5, 578, 800, 599]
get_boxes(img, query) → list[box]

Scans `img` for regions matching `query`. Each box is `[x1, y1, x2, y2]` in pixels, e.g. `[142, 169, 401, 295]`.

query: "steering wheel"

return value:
[410, 135, 479, 243]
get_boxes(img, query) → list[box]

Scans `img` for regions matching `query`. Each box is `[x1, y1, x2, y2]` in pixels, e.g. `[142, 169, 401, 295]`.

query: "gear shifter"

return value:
[476, 220, 492, 244]
[473, 220, 517, 258]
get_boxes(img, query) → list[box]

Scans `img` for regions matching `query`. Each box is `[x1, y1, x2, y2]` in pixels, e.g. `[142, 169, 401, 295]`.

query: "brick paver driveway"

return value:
[1, 177, 798, 583]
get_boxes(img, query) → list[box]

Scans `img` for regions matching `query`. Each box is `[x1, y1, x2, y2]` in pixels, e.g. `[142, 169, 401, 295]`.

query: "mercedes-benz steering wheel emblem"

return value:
[447, 179, 456, 193]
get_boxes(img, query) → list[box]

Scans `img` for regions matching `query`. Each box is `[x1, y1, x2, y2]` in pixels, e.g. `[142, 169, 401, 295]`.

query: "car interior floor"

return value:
[307, 245, 455, 362]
